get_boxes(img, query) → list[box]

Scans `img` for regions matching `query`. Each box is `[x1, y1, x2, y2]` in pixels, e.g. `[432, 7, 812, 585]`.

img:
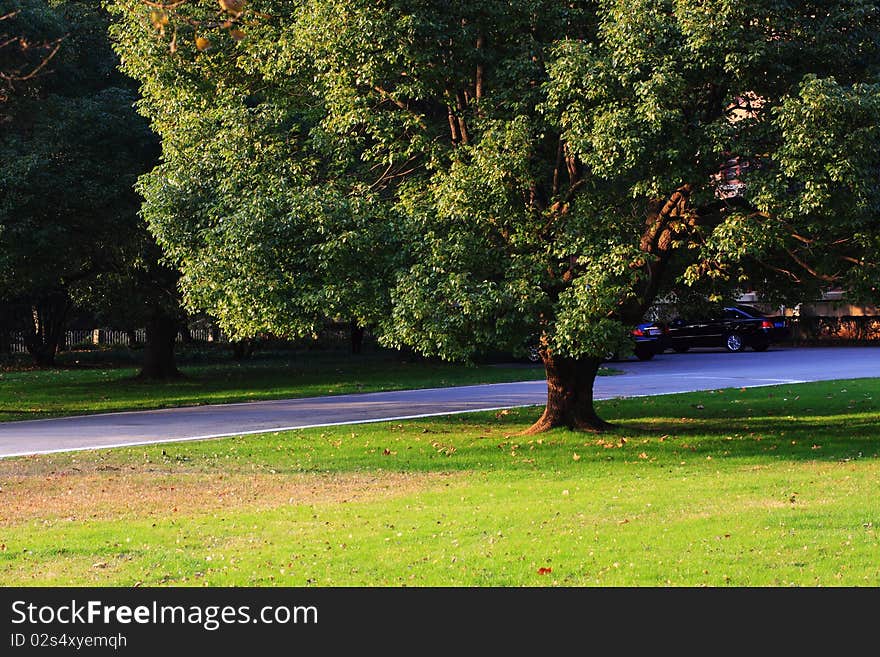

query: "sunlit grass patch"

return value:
[1, 378, 878, 586]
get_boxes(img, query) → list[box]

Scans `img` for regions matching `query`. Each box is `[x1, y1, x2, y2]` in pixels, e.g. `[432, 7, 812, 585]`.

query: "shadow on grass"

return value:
[3, 379, 876, 477]
[339, 378, 880, 470]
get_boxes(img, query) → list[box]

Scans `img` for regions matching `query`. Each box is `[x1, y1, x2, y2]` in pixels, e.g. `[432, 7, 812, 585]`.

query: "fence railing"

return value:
[7, 327, 226, 354]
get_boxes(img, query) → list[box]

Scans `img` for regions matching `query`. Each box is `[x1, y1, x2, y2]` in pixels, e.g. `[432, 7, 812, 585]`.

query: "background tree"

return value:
[0, 0, 174, 370]
[111, 0, 880, 430]
[76, 238, 185, 379]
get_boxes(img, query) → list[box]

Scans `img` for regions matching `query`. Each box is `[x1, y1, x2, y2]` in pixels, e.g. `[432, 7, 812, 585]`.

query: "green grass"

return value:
[0, 349, 550, 422]
[1, 378, 877, 586]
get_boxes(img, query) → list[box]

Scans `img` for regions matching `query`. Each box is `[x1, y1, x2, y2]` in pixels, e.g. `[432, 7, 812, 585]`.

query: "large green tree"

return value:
[112, 0, 880, 430]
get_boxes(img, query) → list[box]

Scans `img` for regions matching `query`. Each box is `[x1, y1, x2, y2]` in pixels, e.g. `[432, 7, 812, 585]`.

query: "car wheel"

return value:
[634, 345, 655, 361]
[724, 333, 745, 352]
[526, 345, 542, 362]
[673, 346, 689, 353]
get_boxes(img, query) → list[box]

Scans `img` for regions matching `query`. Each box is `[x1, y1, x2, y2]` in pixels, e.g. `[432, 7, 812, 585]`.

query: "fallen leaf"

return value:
[572, 453, 581, 461]
[537, 567, 552, 575]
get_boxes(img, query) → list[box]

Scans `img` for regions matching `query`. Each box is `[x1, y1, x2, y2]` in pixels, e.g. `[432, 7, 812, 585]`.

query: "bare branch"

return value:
[447, 106, 460, 143]
[756, 258, 801, 282]
[1, 38, 63, 83]
[139, 0, 193, 10]
[785, 247, 839, 283]
[551, 138, 563, 197]
[475, 33, 484, 101]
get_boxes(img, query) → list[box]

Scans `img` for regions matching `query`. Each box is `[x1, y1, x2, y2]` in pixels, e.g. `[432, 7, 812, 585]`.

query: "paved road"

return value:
[1, 347, 877, 458]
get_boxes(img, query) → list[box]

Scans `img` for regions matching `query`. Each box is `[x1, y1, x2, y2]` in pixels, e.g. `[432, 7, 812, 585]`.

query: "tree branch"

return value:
[0, 38, 63, 83]
[373, 85, 427, 130]
[475, 33, 484, 101]
[785, 247, 839, 283]
[552, 138, 563, 197]
[139, 0, 193, 10]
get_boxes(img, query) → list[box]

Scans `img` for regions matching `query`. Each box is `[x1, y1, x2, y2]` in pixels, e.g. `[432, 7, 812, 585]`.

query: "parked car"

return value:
[630, 321, 666, 360]
[664, 304, 789, 353]
[602, 322, 667, 362]
[524, 321, 666, 363]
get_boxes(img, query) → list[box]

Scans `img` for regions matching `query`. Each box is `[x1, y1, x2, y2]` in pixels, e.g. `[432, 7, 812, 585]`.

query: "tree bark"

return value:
[350, 319, 365, 355]
[138, 313, 180, 379]
[0, 328, 10, 357]
[23, 293, 69, 367]
[524, 353, 613, 434]
[231, 339, 255, 360]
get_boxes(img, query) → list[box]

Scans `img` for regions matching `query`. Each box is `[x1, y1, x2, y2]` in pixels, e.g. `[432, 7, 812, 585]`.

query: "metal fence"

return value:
[7, 327, 226, 354]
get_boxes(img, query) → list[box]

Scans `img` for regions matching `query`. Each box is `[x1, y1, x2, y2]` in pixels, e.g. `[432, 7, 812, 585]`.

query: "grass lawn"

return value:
[1, 378, 877, 586]
[0, 348, 549, 422]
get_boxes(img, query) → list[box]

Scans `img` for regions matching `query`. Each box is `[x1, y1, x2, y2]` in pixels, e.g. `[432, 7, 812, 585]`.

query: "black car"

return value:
[664, 305, 790, 353]
[630, 321, 666, 360]
[524, 320, 665, 363]
[601, 322, 666, 362]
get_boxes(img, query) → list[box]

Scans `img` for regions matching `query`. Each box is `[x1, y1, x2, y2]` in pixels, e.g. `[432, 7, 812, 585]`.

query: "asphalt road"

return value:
[1, 346, 877, 458]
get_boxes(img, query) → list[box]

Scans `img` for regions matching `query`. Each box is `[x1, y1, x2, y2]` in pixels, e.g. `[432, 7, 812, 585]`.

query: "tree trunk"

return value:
[0, 303, 11, 356]
[524, 353, 613, 434]
[350, 319, 365, 355]
[23, 293, 69, 367]
[138, 313, 180, 379]
[0, 328, 10, 357]
[231, 339, 255, 360]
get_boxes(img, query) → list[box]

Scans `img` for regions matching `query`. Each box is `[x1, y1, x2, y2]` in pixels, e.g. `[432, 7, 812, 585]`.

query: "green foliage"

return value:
[110, 0, 880, 363]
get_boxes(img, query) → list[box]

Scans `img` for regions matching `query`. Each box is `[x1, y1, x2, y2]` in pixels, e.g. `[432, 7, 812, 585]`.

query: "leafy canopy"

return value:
[111, 0, 880, 359]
